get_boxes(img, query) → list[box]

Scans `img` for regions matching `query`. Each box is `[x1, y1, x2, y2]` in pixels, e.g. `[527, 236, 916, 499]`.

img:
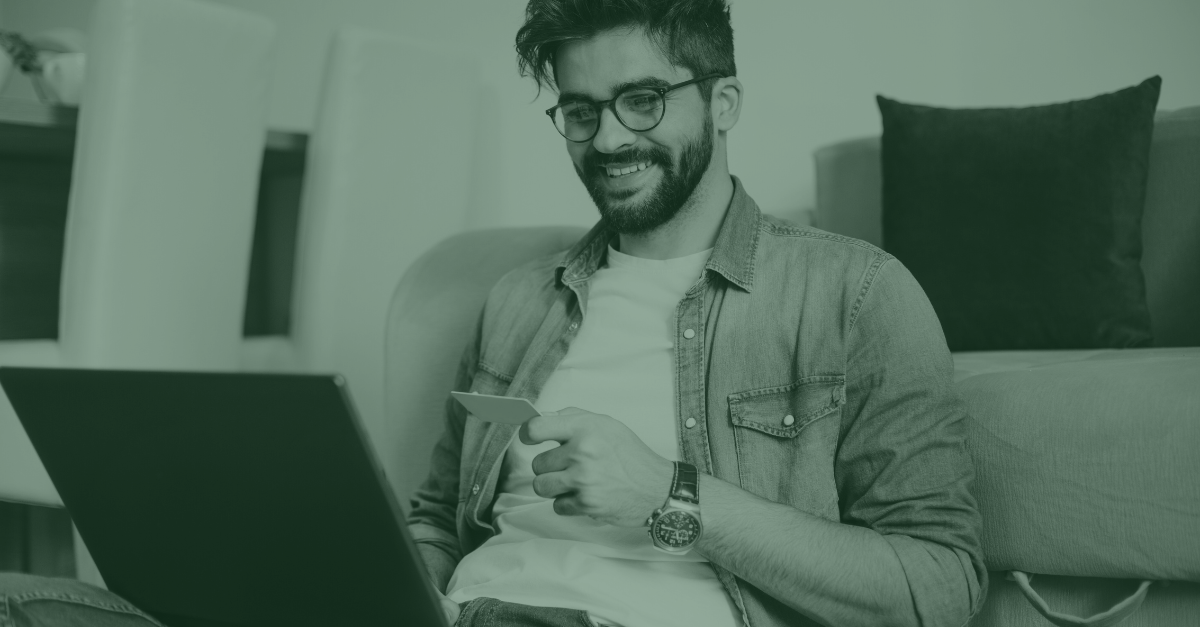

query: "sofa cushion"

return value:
[814, 105, 1200, 349]
[954, 347, 1200, 582]
[877, 76, 1162, 352]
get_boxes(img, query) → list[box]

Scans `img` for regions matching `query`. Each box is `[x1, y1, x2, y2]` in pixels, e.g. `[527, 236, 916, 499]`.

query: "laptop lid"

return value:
[0, 367, 450, 627]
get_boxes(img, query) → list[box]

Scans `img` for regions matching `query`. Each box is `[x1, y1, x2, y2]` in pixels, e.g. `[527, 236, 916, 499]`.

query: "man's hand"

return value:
[519, 407, 674, 527]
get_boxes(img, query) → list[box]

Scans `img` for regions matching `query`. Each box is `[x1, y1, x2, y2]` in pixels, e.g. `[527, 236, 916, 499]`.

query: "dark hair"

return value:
[515, 0, 736, 102]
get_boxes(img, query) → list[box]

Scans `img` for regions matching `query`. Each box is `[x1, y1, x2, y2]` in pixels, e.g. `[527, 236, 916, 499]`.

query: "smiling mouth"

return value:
[603, 161, 651, 178]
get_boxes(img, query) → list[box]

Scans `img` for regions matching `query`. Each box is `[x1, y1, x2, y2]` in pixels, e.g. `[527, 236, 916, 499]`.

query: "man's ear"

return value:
[712, 77, 743, 132]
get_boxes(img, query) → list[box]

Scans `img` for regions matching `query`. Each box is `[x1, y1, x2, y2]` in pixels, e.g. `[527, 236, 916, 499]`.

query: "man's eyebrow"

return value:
[557, 76, 673, 104]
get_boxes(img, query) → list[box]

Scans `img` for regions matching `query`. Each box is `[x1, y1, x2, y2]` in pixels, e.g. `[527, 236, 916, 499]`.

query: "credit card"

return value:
[450, 391, 541, 425]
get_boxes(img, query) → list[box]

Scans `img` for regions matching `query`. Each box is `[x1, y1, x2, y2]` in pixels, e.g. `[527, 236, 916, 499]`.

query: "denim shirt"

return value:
[408, 176, 988, 627]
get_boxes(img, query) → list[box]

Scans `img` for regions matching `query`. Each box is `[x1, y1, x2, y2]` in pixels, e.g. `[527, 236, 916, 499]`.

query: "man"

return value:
[411, 1, 987, 626]
[0, 2, 986, 626]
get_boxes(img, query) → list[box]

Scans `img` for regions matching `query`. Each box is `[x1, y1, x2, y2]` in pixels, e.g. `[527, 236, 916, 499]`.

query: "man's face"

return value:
[555, 28, 715, 235]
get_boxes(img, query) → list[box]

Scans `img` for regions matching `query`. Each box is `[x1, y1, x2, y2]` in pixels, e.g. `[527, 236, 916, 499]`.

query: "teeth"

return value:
[606, 162, 650, 177]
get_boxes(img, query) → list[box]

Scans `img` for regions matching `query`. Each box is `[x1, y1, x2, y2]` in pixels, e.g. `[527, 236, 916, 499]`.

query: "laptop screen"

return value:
[0, 367, 448, 627]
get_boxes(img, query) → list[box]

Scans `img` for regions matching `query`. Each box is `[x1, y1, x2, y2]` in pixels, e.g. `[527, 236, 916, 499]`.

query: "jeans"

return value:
[0, 573, 162, 627]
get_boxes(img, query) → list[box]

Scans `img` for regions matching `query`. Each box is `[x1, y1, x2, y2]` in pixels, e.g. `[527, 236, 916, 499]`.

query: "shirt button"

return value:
[783, 414, 795, 426]
[685, 417, 697, 429]
[568, 322, 579, 331]
[471, 484, 480, 495]
[683, 328, 696, 339]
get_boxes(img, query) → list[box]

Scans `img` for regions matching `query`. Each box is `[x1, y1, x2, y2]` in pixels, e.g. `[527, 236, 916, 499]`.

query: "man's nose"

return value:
[591, 106, 638, 154]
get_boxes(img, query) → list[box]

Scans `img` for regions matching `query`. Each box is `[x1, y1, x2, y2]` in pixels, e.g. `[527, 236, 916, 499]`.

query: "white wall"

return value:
[5, 0, 1198, 225]
[733, 0, 1200, 219]
[197, 0, 1200, 226]
[191, 0, 599, 230]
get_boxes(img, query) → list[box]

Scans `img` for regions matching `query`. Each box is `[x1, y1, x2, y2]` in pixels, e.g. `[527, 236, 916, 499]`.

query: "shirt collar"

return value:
[556, 174, 760, 292]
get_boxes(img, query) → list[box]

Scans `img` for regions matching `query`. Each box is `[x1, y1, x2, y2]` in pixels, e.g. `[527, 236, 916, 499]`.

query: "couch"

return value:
[382, 108, 1200, 626]
[813, 106, 1200, 626]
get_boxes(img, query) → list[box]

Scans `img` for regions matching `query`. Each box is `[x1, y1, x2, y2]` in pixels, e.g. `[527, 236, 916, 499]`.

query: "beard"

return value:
[573, 112, 715, 236]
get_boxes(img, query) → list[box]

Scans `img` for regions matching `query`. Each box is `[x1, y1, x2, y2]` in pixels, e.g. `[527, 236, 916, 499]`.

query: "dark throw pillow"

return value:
[878, 76, 1162, 352]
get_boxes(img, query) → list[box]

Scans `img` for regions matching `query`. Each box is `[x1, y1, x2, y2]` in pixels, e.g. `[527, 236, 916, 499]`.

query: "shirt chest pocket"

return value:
[728, 376, 844, 520]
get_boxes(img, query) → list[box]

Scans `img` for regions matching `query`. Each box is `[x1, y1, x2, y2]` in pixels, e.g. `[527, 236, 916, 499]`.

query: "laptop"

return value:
[0, 367, 451, 627]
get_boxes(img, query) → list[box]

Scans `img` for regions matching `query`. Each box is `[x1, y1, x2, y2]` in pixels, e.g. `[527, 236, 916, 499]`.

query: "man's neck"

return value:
[616, 171, 734, 260]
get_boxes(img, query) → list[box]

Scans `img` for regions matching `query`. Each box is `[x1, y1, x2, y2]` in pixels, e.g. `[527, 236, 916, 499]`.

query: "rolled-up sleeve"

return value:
[837, 256, 989, 626]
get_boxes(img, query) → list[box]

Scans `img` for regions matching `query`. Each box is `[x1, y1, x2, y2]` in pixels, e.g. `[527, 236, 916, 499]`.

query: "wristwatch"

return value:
[646, 461, 703, 554]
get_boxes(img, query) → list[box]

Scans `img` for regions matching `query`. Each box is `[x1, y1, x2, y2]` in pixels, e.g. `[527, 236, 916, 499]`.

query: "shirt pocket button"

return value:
[783, 414, 795, 426]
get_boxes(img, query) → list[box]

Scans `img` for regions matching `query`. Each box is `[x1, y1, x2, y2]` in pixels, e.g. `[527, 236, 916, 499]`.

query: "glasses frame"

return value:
[546, 73, 724, 143]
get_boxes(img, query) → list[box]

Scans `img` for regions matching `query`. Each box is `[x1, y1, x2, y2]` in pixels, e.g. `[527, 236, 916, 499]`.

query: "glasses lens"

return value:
[616, 90, 664, 131]
[556, 102, 599, 141]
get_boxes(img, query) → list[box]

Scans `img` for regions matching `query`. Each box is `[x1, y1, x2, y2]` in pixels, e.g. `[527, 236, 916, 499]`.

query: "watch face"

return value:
[652, 510, 701, 548]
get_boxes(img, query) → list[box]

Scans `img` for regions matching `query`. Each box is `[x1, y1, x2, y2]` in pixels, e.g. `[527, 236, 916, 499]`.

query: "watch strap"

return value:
[671, 461, 698, 504]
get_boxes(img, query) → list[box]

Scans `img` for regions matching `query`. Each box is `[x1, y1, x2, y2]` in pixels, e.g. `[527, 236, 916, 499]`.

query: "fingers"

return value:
[519, 413, 583, 445]
[552, 494, 584, 516]
[532, 469, 571, 499]
[531, 464, 586, 518]
[530, 444, 572, 475]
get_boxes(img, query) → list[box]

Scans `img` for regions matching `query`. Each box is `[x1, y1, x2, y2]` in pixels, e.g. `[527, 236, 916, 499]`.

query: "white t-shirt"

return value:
[446, 245, 742, 627]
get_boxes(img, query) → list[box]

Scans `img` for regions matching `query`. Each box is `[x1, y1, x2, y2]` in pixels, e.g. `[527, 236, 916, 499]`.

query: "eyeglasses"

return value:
[546, 73, 724, 143]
